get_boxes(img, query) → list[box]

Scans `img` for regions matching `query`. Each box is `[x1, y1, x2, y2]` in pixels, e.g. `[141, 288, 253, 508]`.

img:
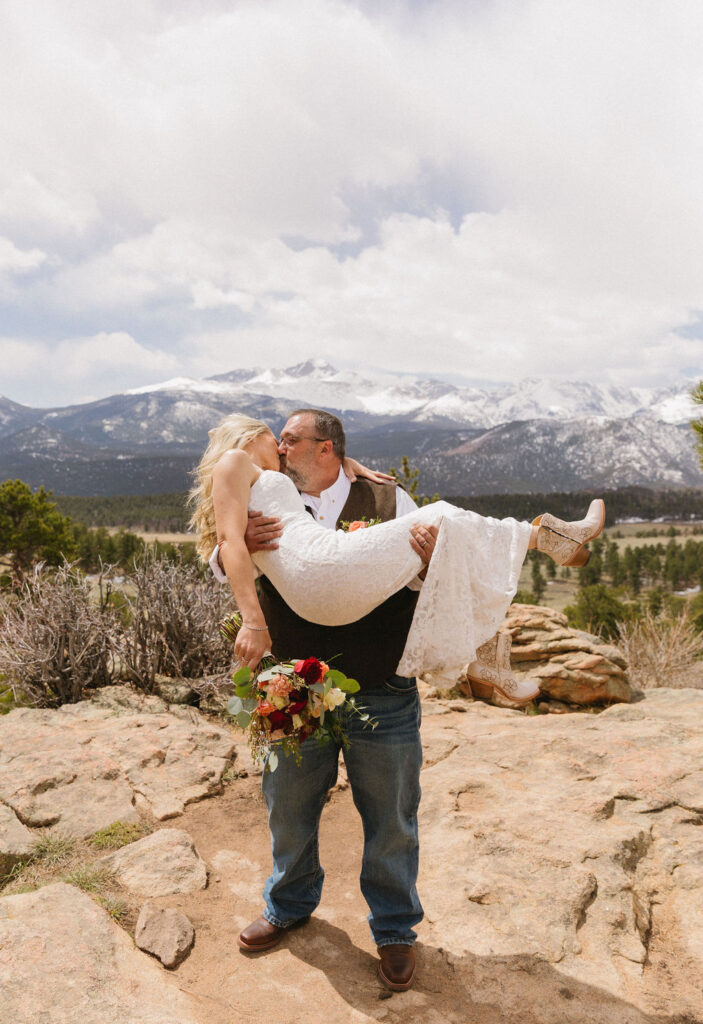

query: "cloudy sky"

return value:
[2, 0, 703, 407]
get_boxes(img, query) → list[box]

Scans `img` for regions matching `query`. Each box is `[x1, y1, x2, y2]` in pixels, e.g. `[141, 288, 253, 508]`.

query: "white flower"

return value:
[323, 687, 346, 711]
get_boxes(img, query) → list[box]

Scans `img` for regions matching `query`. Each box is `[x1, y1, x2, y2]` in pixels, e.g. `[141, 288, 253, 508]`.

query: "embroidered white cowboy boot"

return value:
[461, 631, 539, 708]
[532, 499, 606, 567]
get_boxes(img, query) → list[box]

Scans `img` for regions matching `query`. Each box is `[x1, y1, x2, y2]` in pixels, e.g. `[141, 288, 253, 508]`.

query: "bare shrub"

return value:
[115, 553, 233, 692]
[0, 563, 117, 706]
[617, 610, 703, 690]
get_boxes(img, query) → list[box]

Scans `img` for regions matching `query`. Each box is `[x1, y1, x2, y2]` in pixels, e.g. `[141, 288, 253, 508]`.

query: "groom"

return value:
[236, 408, 437, 991]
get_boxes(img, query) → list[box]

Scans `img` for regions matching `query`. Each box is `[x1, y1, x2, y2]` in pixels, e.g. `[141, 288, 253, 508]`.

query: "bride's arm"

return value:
[212, 450, 272, 668]
[343, 456, 394, 484]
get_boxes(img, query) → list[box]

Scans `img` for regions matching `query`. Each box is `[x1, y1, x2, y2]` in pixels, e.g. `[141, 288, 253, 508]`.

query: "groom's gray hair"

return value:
[289, 408, 346, 460]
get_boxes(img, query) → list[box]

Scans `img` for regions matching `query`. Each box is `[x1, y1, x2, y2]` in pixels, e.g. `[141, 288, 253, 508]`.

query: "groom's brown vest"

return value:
[258, 479, 419, 691]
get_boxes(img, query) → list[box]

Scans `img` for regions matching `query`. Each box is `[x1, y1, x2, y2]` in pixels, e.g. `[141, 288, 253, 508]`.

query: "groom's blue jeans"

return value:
[261, 674, 424, 947]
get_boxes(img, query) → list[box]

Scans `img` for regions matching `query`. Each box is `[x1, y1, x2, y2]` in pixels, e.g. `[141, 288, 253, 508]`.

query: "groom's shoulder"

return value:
[348, 477, 398, 519]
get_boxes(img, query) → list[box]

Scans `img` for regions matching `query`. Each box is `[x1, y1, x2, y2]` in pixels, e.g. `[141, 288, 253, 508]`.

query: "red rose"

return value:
[268, 710, 293, 731]
[294, 657, 325, 684]
[288, 699, 307, 714]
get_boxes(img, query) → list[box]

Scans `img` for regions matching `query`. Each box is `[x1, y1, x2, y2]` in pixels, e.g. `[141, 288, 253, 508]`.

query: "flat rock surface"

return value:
[160, 687, 703, 1024]
[0, 686, 235, 839]
[0, 804, 34, 876]
[102, 828, 208, 897]
[0, 882, 199, 1024]
[3, 688, 701, 1024]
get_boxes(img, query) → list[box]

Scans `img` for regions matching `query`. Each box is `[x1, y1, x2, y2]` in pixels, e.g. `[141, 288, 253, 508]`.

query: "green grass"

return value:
[96, 893, 130, 923]
[30, 832, 77, 868]
[61, 864, 115, 894]
[90, 820, 151, 850]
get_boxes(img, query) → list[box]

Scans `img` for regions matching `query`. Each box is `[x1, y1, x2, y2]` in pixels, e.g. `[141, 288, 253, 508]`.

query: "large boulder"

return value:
[0, 686, 236, 843]
[101, 828, 208, 898]
[0, 883, 199, 1023]
[505, 603, 631, 705]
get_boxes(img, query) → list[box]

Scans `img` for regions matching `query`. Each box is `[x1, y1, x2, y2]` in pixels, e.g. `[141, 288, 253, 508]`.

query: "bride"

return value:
[191, 414, 605, 683]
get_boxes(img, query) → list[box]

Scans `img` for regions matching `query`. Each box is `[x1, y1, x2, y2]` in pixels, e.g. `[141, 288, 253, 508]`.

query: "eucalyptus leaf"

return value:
[236, 710, 251, 729]
[227, 696, 243, 716]
[232, 666, 252, 686]
[257, 667, 284, 682]
[242, 697, 258, 712]
[308, 682, 324, 694]
[337, 677, 360, 693]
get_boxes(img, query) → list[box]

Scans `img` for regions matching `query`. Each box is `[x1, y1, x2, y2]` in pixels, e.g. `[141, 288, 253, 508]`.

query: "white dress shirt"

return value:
[209, 466, 423, 589]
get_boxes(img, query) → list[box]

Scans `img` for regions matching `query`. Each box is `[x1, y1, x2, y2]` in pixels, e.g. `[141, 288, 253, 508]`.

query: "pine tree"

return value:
[0, 479, 76, 579]
[389, 456, 440, 505]
[692, 380, 703, 465]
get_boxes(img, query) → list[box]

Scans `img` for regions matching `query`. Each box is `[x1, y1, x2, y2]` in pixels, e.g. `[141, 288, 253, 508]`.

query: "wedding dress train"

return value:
[248, 471, 532, 680]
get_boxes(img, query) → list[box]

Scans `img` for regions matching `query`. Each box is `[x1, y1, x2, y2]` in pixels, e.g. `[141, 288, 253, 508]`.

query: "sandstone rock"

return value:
[419, 687, 703, 1015]
[0, 882, 199, 1023]
[0, 685, 236, 841]
[505, 604, 631, 705]
[135, 902, 195, 968]
[0, 803, 34, 877]
[101, 827, 207, 897]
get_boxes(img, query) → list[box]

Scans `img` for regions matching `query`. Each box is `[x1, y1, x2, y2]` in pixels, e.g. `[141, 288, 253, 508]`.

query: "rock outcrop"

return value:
[419, 687, 703, 1017]
[0, 686, 235, 843]
[0, 804, 34, 877]
[0, 883, 199, 1023]
[504, 603, 631, 704]
[101, 828, 208, 897]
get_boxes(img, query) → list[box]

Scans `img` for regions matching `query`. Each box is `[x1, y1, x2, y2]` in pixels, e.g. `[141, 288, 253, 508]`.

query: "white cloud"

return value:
[0, 237, 46, 274]
[1, 0, 702, 403]
[0, 333, 178, 406]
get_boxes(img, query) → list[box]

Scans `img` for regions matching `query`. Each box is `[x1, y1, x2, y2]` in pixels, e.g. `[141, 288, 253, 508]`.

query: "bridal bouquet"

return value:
[220, 613, 373, 771]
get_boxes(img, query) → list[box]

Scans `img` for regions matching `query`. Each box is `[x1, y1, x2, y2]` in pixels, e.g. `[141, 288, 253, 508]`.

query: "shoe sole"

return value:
[378, 962, 416, 991]
[237, 933, 285, 952]
[467, 676, 539, 706]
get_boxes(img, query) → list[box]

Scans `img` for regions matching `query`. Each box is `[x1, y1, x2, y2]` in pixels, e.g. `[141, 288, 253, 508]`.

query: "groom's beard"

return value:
[282, 462, 308, 491]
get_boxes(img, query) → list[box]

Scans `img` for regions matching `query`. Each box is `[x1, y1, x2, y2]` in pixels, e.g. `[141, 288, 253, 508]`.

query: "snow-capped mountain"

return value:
[124, 358, 697, 430]
[0, 360, 701, 495]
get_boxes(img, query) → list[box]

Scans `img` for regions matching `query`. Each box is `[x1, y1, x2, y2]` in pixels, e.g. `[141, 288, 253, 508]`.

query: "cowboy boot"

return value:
[532, 499, 605, 567]
[461, 631, 539, 707]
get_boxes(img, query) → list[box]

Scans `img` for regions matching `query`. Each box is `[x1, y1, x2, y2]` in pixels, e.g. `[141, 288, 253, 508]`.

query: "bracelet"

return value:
[241, 623, 269, 632]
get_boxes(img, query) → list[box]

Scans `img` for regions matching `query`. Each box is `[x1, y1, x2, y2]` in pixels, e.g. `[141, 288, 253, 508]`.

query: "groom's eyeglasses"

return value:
[278, 434, 327, 449]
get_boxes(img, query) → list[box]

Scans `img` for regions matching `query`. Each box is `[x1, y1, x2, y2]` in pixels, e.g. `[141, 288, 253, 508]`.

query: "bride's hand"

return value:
[343, 456, 395, 485]
[234, 626, 272, 671]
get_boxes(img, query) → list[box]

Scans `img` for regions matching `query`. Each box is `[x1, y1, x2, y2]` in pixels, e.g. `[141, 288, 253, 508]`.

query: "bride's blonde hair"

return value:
[189, 413, 272, 562]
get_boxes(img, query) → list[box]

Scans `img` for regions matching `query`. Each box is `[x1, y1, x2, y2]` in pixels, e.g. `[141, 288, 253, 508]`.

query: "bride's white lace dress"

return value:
[249, 471, 531, 679]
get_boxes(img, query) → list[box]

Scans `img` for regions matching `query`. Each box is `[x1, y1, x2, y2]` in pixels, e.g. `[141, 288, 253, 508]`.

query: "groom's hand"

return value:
[245, 509, 283, 552]
[409, 523, 438, 579]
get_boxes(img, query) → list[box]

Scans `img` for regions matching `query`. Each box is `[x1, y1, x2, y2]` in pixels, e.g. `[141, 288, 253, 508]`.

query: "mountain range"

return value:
[1, 359, 701, 496]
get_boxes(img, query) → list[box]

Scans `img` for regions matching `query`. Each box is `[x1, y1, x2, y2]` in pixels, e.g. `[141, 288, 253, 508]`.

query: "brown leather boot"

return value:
[238, 915, 286, 952]
[377, 944, 416, 991]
